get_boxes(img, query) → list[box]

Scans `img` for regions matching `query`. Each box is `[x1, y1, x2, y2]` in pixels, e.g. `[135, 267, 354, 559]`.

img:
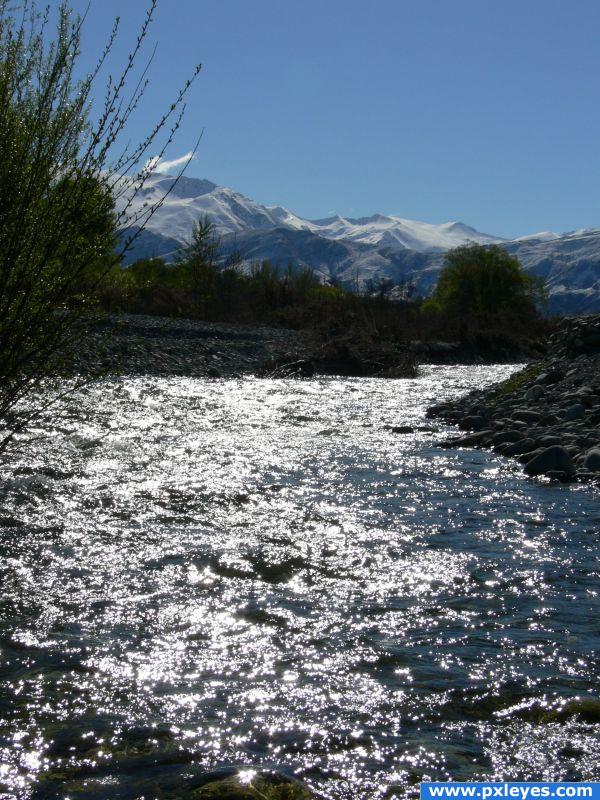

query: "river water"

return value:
[0, 366, 599, 800]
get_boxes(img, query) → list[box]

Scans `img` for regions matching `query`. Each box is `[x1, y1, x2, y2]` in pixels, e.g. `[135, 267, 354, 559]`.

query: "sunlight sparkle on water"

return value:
[0, 366, 598, 799]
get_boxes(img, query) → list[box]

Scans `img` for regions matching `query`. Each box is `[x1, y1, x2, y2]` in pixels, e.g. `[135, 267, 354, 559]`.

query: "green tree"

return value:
[0, 0, 200, 450]
[176, 215, 221, 300]
[427, 243, 546, 317]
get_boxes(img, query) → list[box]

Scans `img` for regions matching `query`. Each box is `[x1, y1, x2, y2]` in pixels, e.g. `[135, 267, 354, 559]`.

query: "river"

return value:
[0, 366, 598, 799]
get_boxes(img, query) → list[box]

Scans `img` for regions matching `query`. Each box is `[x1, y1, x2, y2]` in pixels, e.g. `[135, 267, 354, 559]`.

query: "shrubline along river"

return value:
[0, 366, 599, 799]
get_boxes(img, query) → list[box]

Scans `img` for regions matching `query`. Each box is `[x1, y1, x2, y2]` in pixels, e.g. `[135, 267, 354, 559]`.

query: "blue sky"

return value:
[60, 0, 600, 237]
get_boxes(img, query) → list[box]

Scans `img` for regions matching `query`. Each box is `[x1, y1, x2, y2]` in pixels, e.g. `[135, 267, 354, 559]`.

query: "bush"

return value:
[426, 243, 546, 317]
[0, 0, 200, 449]
[421, 244, 549, 349]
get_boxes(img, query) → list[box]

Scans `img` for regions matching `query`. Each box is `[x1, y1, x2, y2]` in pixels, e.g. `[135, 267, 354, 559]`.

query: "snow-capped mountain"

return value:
[266, 210, 504, 251]
[122, 172, 503, 253]
[119, 173, 600, 315]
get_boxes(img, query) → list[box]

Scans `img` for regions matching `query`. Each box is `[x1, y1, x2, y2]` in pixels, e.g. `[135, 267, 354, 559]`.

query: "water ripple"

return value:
[0, 366, 598, 799]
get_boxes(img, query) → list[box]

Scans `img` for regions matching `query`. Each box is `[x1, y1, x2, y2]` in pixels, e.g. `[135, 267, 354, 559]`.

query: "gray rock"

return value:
[525, 385, 545, 401]
[563, 403, 586, 421]
[493, 429, 528, 446]
[460, 414, 487, 431]
[512, 409, 542, 423]
[518, 447, 545, 464]
[455, 431, 495, 446]
[509, 419, 529, 429]
[545, 470, 571, 482]
[574, 388, 596, 406]
[524, 445, 575, 477]
[438, 430, 494, 448]
[502, 438, 536, 457]
[536, 435, 564, 447]
[583, 448, 600, 472]
[565, 445, 581, 457]
[535, 370, 563, 385]
[576, 469, 593, 480]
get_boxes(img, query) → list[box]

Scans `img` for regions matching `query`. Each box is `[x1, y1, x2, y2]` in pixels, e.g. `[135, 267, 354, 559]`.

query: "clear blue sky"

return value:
[60, 0, 600, 237]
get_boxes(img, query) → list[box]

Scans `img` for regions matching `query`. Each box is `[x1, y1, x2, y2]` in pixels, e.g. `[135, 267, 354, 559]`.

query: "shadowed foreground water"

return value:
[0, 366, 599, 800]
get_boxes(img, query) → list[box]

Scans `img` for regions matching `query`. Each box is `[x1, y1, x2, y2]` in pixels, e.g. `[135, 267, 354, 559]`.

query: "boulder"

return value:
[438, 430, 494, 448]
[518, 448, 543, 464]
[565, 445, 581, 457]
[525, 385, 545, 402]
[583, 448, 600, 472]
[524, 445, 575, 477]
[563, 403, 586, 421]
[545, 470, 572, 482]
[493, 429, 528, 447]
[536, 435, 564, 447]
[502, 438, 536, 457]
[535, 369, 563, 385]
[576, 470, 596, 482]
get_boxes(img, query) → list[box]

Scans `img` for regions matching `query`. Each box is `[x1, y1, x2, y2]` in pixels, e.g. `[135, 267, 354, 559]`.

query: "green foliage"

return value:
[308, 284, 345, 302]
[488, 363, 543, 399]
[176, 215, 221, 301]
[420, 243, 549, 350]
[106, 218, 333, 322]
[125, 257, 171, 289]
[0, 0, 119, 439]
[426, 243, 545, 317]
[51, 174, 119, 292]
[0, 0, 200, 449]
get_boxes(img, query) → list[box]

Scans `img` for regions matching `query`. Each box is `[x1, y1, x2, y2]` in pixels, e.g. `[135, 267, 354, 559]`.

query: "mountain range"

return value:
[119, 173, 600, 315]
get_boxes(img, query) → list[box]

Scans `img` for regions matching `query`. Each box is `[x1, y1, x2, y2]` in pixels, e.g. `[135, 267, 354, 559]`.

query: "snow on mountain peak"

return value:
[513, 231, 561, 243]
[119, 173, 504, 254]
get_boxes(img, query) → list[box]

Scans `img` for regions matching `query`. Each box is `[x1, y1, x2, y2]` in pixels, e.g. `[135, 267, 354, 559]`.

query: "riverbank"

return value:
[74, 314, 301, 378]
[75, 313, 421, 379]
[428, 314, 600, 483]
[74, 313, 545, 380]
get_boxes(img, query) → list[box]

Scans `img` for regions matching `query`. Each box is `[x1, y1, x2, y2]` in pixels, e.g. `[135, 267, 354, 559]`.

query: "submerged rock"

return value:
[191, 771, 314, 799]
[386, 425, 415, 434]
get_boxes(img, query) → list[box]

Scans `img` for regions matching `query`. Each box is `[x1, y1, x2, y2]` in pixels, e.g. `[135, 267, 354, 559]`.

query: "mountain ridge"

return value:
[118, 173, 600, 315]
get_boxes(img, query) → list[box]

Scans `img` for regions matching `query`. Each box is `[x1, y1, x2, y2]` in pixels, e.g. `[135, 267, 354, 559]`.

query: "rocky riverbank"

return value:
[74, 313, 418, 379]
[75, 314, 303, 378]
[428, 314, 600, 483]
[75, 313, 549, 380]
